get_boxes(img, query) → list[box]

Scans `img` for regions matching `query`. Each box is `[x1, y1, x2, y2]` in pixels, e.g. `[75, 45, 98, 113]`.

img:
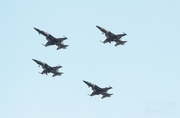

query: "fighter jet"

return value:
[32, 59, 63, 77]
[83, 80, 113, 99]
[96, 25, 127, 46]
[34, 27, 68, 49]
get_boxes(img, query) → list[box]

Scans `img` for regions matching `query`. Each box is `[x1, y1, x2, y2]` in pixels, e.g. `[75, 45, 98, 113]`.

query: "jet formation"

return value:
[32, 59, 63, 77]
[32, 25, 127, 98]
[34, 27, 68, 50]
[96, 25, 127, 46]
[83, 80, 113, 99]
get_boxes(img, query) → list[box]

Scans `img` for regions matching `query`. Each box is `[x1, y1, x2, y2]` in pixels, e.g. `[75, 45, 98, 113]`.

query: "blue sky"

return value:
[1, 0, 180, 118]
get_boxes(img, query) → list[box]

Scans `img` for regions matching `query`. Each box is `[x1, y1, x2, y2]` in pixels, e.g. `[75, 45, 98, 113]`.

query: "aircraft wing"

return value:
[115, 33, 127, 38]
[45, 34, 56, 43]
[44, 65, 55, 72]
[56, 38, 64, 43]
[93, 84, 103, 91]
[40, 69, 49, 75]
[108, 31, 118, 38]
[56, 36, 67, 43]
[116, 34, 124, 37]
[44, 41, 55, 47]
[48, 34, 56, 40]
[43, 63, 51, 68]
[101, 38, 112, 44]
[89, 91, 99, 96]
[52, 65, 62, 70]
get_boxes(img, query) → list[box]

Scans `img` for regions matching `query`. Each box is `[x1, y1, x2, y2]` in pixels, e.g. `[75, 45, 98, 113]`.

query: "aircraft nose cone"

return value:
[96, 25, 101, 29]
[32, 59, 38, 63]
[34, 27, 39, 31]
[83, 80, 88, 84]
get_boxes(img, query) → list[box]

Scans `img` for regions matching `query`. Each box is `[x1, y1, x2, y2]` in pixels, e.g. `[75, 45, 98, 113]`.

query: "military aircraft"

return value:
[34, 27, 68, 49]
[83, 80, 113, 99]
[32, 59, 63, 77]
[96, 25, 127, 46]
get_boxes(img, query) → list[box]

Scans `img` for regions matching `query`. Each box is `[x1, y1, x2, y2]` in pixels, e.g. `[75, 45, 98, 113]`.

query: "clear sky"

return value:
[1, 0, 180, 118]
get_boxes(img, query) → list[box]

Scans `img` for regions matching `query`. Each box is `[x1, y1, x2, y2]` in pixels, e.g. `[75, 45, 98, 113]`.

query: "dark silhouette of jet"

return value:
[32, 59, 63, 77]
[96, 25, 127, 46]
[83, 80, 113, 99]
[34, 27, 68, 50]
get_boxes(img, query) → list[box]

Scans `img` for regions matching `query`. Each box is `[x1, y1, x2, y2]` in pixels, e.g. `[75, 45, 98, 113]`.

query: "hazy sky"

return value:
[1, 0, 180, 118]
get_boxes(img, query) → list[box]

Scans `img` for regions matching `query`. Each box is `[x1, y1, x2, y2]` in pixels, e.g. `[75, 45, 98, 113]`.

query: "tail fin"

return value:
[57, 45, 69, 50]
[52, 72, 63, 77]
[115, 41, 127, 46]
[63, 45, 69, 49]
[101, 93, 113, 99]
[121, 41, 127, 45]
